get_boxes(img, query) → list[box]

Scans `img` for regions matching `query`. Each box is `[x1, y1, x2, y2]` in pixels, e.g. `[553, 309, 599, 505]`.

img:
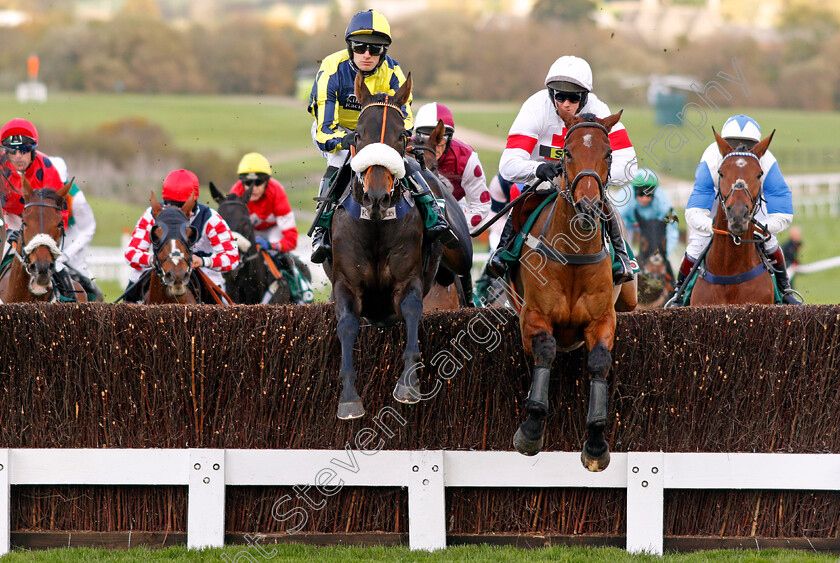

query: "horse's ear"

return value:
[182, 192, 196, 217]
[209, 181, 224, 204]
[428, 119, 446, 148]
[241, 184, 254, 203]
[56, 179, 72, 199]
[393, 73, 412, 109]
[21, 174, 33, 198]
[150, 191, 163, 217]
[600, 110, 623, 133]
[752, 130, 774, 159]
[355, 71, 372, 106]
[713, 127, 734, 157]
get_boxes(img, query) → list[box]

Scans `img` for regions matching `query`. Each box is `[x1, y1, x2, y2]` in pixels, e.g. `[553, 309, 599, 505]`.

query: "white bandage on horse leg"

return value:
[351, 143, 406, 179]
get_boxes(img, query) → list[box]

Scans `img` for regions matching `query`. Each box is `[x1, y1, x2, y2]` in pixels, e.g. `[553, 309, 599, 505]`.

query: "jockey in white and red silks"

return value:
[487, 55, 638, 283]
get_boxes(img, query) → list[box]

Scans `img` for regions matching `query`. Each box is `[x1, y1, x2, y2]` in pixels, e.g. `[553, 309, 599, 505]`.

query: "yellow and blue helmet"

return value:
[345, 9, 392, 46]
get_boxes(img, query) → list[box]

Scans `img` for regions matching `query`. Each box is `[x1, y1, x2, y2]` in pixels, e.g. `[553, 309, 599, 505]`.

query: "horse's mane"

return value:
[577, 112, 598, 123]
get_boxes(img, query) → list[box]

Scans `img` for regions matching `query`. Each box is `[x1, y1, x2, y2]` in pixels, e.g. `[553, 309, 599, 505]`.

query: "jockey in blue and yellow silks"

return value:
[307, 9, 454, 264]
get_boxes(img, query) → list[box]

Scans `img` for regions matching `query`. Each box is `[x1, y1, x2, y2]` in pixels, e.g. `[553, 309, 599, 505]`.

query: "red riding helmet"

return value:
[162, 169, 199, 202]
[1, 118, 39, 147]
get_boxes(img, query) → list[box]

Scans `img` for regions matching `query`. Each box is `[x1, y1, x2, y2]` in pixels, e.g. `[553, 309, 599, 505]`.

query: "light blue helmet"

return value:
[721, 115, 761, 143]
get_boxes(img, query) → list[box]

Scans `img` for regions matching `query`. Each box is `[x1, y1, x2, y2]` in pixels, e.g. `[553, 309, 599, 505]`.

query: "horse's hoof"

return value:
[337, 400, 365, 420]
[581, 447, 611, 472]
[513, 427, 544, 456]
[393, 382, 420, 404]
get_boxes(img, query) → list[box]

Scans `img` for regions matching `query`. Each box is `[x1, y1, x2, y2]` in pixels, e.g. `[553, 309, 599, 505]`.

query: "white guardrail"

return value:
[2, 449, 840, 555]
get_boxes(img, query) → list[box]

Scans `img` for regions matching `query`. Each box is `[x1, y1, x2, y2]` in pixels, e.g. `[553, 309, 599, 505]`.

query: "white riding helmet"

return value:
[50, 156, 68, 184]
[720, 115, 761, 143]
[544, 56, 593, 92]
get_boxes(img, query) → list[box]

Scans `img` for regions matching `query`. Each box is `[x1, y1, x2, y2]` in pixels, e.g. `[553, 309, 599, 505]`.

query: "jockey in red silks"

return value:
[228, 152, 298, 254]
[1, 118, 80, 299]
[1, 118, 63, 231]
[412, 102, 491, 234]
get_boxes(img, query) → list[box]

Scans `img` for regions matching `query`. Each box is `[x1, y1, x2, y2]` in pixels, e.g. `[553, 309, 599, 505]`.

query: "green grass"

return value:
[1, 545, 838, 562]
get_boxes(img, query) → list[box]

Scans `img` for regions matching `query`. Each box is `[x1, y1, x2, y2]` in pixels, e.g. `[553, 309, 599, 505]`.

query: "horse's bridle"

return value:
[17, 193, 65, 268]
[559, 121, 613, 217]
[714, 151, 768, 245]
[355, 96, 407, 195]
[151, 207, 194, 285]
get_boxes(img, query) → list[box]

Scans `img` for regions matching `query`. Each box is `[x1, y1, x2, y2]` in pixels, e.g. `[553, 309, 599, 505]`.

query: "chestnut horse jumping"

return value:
[0, 177, 86, 303]
[689, 130, 776, 305]
[511, 112, 636, 471]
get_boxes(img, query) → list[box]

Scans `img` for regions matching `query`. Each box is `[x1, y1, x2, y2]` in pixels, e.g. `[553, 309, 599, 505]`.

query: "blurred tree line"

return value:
[1, 4, 838, 110]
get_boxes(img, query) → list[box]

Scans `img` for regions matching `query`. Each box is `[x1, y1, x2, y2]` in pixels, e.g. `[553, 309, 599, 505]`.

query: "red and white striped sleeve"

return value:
[202, 209, 240, 272]
[124, 208, 154, 270]
[271, 181, 298, 252]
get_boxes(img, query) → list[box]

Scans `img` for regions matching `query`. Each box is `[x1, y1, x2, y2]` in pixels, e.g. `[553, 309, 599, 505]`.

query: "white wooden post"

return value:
[187, 449, 225, 549]
[408, 450, 445, 551]
[0, 450, 9, 556]
[626, 451, 664, 555]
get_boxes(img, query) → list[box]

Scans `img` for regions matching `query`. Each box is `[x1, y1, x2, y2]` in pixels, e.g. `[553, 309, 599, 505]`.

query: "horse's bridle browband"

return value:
[18, 193, 65, 267]
[356, 96, 407, 196]
[152, 206, 194, 283]
[560, 121, 613, 210]
[714, 150, 766, 244]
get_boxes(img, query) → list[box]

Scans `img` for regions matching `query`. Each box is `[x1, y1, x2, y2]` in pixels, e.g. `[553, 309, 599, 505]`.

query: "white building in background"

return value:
[0, 9, 29, 26]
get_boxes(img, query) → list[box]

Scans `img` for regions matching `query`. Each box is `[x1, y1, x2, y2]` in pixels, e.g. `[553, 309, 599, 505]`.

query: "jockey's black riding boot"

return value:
[769, 247, 803, 305]
[407, 170, 459, 249]
[311, 166, 339, 264]
[54, 268, 77, 302]
[487, 216, 516, 279]
[605, 212, 634, 285]
[669, 269, 688, 306]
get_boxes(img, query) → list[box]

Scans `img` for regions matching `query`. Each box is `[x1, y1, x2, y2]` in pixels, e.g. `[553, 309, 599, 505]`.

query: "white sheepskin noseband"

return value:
[350, 143, 406, 179]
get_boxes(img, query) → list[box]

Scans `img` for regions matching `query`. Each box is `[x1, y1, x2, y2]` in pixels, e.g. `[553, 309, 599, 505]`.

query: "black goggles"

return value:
[3, 144, 36, 155]
[241, 178, 267, 188]
[414, 130, 452, 145]
[549, 89, 584, 104]
[349, 41, 386, 56]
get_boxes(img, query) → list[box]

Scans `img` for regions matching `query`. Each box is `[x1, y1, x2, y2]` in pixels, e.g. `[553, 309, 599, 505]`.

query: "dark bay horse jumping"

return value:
[325, 72, 472, 419]
[145, 192, 199, 304]
[690, 130, 775, 305]
[510, 112, 636, 471]
[0, 177, 87, 303]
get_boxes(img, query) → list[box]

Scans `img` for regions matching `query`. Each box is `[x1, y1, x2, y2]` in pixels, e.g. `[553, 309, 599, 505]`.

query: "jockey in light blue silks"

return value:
[674, 114, 802, 305]
[614, 168, 679, 258]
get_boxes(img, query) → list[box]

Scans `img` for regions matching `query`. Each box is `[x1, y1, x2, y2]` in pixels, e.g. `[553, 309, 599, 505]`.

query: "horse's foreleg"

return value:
[335, 283, 364, 420]
[513, 313, 556, 456]
[393, 287, 423, 404]
[581, 315, 616, 472]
